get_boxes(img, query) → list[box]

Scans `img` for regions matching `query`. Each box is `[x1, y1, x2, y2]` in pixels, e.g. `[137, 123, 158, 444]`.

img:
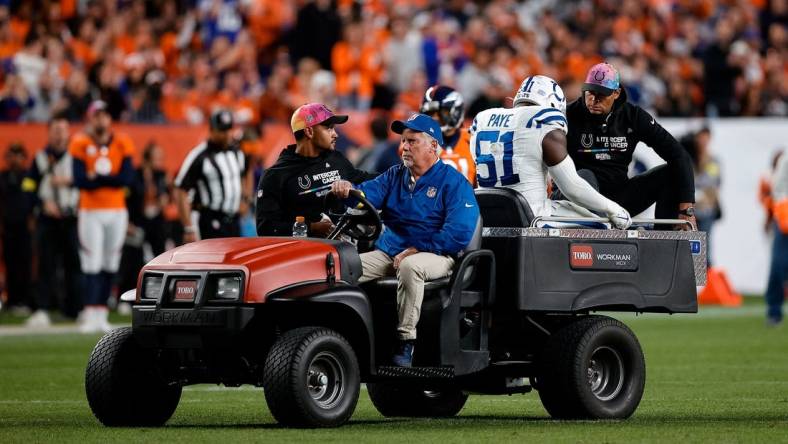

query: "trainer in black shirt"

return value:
[256, 103, 376, 237]
[175, 109, 250, 242]
[564, 62, 696, 229]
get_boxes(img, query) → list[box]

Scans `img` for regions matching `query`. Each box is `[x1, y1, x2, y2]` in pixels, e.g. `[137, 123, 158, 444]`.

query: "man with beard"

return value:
[256, 103, 375, 237]
[564, 63, 696, 229]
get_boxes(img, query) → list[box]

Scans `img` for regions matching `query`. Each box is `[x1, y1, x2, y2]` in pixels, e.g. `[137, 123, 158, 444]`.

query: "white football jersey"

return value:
[470, 105, 567, 218]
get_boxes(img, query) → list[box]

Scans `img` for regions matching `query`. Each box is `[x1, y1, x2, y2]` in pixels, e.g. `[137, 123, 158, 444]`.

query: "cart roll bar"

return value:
[530, 216, 696, 231]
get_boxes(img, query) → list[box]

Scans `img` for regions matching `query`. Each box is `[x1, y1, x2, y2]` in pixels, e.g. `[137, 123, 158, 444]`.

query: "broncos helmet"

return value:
[420, 85, 465, 133]
[513, 75, 567, 114]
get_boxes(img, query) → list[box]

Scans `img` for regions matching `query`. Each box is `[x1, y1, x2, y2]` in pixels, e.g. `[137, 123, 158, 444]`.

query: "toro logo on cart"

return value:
[570, 245, 594, 267]
[174, 280, 197, 301]
[570, 243, 639, 271]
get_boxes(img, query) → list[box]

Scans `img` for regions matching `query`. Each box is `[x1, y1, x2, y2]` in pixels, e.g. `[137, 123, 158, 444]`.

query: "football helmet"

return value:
[420, 85, 465, 133]
[513, 75, 566, 114]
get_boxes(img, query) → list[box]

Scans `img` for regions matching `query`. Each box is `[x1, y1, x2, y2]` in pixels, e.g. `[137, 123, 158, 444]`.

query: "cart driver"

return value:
[330, 113, 479, 367]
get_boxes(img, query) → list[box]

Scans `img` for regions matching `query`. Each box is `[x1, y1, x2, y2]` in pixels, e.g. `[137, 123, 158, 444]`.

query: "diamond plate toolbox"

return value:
[482, 227, 707, 286]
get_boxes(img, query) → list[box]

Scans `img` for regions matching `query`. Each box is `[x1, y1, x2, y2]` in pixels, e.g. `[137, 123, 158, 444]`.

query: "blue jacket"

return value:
[357, 161, 479, 257]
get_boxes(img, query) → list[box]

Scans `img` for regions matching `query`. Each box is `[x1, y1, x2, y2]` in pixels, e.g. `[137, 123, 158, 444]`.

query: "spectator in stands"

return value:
[384, 16, 423, 94]
[217, 71, 259, 126]
[0, 0, 786, 127]
[356, 114, 400, 174]
[199, 0, 244, 45]
[289, 0, 342, 70]
[0, 74, 34, 121]
[703, 18, 742, 117]
[131, 71, 166, 123]
[12, 35, 45, 118]
[467, 69, 512, 119]
[56, 69, 93, 122]
[26, 115, 82, 326]
[96, 62, 128, 121]
[0, 142, 33, 315]
[332, 20, 380, 111]
[456, 45, 493, 106]
[259, 57, 296, 123]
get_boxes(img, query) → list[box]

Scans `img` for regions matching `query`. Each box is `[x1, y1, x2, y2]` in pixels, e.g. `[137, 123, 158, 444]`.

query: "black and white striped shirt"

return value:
[174, 141, 247, 215]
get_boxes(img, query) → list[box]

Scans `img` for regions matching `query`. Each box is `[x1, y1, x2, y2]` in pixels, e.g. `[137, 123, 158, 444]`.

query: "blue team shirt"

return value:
[356, 161, 479, 257]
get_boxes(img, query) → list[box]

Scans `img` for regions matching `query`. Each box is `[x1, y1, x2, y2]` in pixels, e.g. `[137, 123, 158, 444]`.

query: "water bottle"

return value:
[292, 216, 308, 237]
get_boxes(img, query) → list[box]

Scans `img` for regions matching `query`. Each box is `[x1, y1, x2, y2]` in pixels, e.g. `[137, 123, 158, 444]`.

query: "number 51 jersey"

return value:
[469, 105, 567, 218]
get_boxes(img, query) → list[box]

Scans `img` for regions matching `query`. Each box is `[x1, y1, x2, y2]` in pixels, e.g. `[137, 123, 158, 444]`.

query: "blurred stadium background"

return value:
[0, 0, 786, 438]
[0, 2, 786, 322]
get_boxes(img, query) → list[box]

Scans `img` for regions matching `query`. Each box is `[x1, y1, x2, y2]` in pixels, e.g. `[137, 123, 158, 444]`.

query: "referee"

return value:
[175, 109, 251, 242]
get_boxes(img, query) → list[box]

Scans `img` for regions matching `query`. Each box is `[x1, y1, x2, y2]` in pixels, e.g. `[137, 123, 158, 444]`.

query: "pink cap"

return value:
[582, 63, 621, 95]
[290, 103, 348, 133]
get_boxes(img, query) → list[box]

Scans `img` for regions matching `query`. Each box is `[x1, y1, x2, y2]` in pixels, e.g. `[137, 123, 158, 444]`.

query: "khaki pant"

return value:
[360, 250, 454, 340]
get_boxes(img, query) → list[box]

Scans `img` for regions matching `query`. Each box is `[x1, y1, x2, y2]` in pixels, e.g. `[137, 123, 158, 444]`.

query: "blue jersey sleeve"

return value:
[355, 165, 398, 208]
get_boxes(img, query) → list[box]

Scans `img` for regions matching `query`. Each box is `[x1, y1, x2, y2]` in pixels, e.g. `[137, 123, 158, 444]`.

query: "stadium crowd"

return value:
[0, 0, 786, 127]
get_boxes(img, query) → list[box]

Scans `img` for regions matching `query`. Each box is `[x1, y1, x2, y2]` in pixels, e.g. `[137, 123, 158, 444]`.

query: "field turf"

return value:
[0, 300, 786, 443]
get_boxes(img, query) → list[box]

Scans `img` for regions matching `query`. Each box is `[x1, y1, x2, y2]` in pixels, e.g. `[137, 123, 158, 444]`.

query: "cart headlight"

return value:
[143, 275, 163, 300]
[215, 276, 241, 300]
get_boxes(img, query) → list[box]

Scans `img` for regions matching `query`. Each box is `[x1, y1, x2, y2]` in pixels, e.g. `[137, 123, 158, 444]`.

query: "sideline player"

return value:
[420, 85, 476, 186]
[70, 100, 135, 333]
[470, 75, 631, 228]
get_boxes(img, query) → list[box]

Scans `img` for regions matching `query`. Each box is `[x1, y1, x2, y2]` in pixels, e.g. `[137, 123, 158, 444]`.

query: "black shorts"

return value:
[552, 164, 680, 219]
[198, 211, 240, 239]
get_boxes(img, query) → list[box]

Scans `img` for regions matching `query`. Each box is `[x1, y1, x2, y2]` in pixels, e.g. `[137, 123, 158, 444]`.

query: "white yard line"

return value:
[0, 324, 129, 337]
[0, 304, 769, 337]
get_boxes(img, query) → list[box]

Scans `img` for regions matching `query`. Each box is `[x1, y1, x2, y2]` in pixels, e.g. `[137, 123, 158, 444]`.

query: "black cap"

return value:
[209, 109, 234, 131]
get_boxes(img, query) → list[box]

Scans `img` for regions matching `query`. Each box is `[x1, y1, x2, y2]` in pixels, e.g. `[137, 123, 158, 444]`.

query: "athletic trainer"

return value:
[564, 62, 696, 228]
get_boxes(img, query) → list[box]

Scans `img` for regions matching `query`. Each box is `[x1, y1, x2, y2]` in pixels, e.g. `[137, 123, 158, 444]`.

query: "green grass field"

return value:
[1, 301, 787, 443]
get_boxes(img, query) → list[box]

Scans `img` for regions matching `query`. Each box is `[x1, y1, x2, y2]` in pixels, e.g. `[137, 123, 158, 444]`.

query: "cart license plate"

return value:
[173, 280, 198, 302]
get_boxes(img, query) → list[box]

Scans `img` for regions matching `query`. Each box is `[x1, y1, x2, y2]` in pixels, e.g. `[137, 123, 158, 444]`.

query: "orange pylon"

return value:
[698, 267, 743, 306]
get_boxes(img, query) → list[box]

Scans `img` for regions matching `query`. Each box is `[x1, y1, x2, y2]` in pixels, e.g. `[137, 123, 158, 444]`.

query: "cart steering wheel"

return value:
[325, 189, 383, 242]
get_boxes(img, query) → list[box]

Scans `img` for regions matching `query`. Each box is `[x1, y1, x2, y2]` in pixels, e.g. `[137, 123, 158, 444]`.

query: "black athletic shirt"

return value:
[256, 145, 376, 236]
[566, 89, 695, 203]
[174, 140, 247, 216]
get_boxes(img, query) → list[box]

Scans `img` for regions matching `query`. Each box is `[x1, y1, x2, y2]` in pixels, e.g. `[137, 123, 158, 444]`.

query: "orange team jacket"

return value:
[69, 132, 135, 210]
[440, 128, 477, 187]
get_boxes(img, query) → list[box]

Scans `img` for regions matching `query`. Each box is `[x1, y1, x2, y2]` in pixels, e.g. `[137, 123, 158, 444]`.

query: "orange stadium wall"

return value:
[0, 114, 373, 174]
